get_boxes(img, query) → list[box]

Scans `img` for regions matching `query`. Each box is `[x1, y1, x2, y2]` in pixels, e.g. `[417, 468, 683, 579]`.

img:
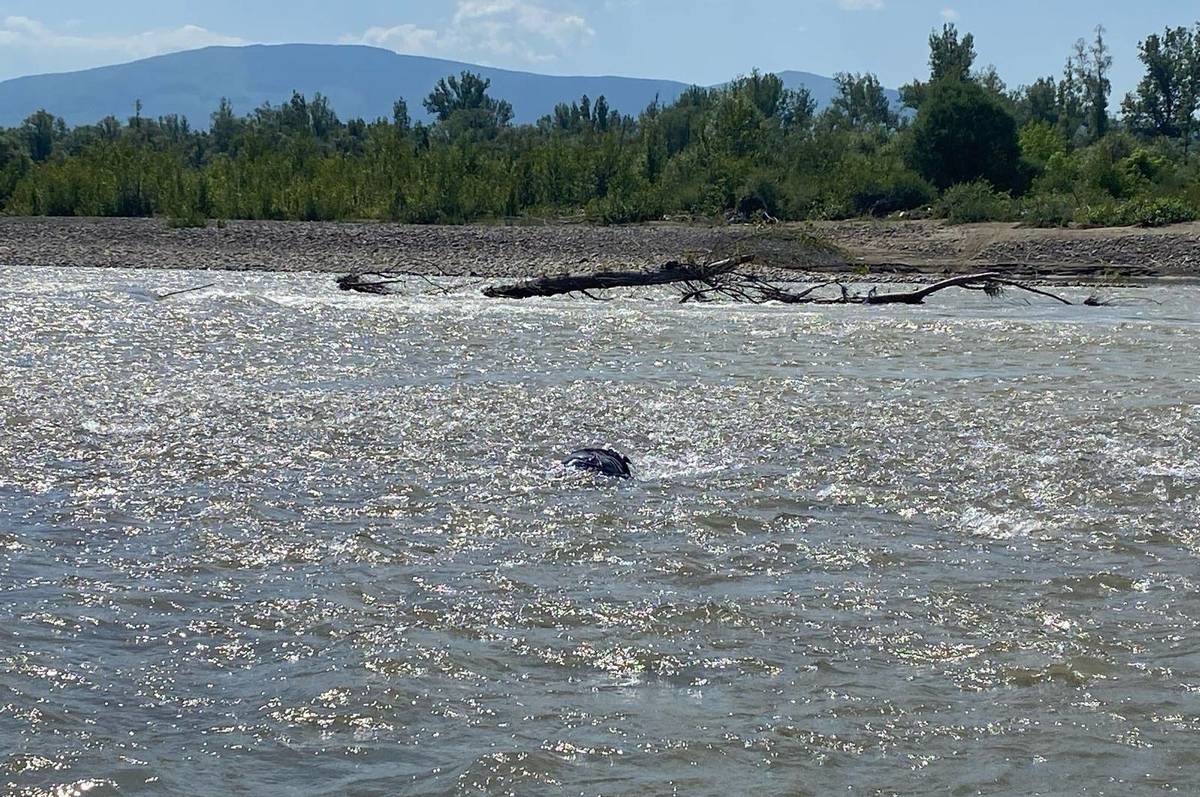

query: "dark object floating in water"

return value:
[564, 448, 633, 479]
[338, 272, 401, 295]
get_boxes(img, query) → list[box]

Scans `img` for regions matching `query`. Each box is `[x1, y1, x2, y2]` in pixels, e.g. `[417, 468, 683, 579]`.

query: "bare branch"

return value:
[155, 283, 216, 300]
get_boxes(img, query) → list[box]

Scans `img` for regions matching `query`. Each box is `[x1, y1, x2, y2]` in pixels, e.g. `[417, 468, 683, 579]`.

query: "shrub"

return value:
[813, 153, 935, 219]
[1034, 151, 1081, 195]
[1120, 148, 1167, 183]
[1076, 197, 1196, 228]
[735, 172, 785, 217]
[1020, 193, 1075, 227]
[1077, 133, 1140, 199]
[1121, 197, 1196, 227]
[166, 210, 208, 229]
[1019, 121, 1067, 167]
[846, 170, 935, 217]
[585, 177, 662, 224]
[1074, 201, 1124, 227]
[938, 181, 1013, 224]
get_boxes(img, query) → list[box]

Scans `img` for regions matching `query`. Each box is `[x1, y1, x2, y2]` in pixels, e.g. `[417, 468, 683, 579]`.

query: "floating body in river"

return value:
[563, 448, 633, 479]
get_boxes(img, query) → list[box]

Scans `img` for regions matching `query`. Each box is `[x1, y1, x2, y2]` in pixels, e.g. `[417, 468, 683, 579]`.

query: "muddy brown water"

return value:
[1, 267, 1198, 795]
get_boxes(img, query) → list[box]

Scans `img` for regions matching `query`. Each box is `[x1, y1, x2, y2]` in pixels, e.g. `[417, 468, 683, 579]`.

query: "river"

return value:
[1, 267, 1198, 795]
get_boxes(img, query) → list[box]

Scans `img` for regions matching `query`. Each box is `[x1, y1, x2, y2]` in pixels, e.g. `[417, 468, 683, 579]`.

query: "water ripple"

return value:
[1, 267, 1198, 795]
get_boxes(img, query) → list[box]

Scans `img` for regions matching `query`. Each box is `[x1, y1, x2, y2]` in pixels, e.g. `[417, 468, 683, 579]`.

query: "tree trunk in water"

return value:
[481, 255, 754, 299]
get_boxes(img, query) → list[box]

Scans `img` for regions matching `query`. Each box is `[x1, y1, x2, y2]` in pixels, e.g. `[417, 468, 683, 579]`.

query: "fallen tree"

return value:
[479, 259, 1080, 306]
[338, 271, 483, 296]
[480, 255, 754, 299]
[336, 256, 1116, 307]
[337, 272, 402, 295]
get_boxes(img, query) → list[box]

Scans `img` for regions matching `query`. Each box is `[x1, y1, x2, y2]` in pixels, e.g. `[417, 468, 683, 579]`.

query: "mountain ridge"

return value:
[0, 43, 899, 128]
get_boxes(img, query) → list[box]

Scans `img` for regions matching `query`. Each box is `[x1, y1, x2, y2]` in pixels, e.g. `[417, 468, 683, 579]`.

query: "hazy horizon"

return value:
[1, 42, 844, 87]
[2, 1, 1199, 99]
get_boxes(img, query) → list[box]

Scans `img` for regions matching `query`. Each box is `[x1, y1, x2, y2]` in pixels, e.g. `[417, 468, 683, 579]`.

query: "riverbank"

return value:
[3, 216, 1200, 280]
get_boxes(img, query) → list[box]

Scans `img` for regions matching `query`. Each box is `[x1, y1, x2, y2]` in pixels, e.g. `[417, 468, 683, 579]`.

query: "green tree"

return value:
[1057, 52, 1087, 141]
[730, 70, 787, 118]
[1061, 28, 1113, 144]
[211, 98, 239, 154]
[930, 23, 976, 82]
[0, 131, 29, 208]
[97, 116, 122, 142]
[902, 23, 977, 109]
[423, 72, 515, 127]
[1122, 25, 1200, 154]
[592, 95, 612, 131]
[1085, 26, 1114, 141]
[1014, 77, 1060, 126]
[20, 110, 66, 163]
[906, 78, 1021, 190]
[828, 73, 897, 130]
[1019, 121, 1068, 166]
[706, 91, 766, 157]
[308, 93, 339, 140]
[392, 99, 411, 132]
[781, 87, 818, 131]
[975, 65, 1007, 99]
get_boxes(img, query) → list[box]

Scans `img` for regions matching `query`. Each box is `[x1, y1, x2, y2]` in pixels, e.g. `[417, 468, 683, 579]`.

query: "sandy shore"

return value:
[3, 216, 1200, 280]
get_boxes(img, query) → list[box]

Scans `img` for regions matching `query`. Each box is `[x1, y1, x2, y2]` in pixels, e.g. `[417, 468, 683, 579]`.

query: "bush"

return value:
[938, 181, 1013, 224]
[808, 152, 935, 219]
[735, 172, 785, 218]
[1076, 196, 1196, 228]
[1120, 148, 1167, 183]
[1077, 133, 1140, 199]
[1019, 193, 1075, 227]
[1121, 197, 1196, 227]
[846, 170, 935, 217]
[166, 209, 208, 229]
[1074, 201, 1124, 227]
[1019, 122, 1067, 167]
[585, 179, 662, 225]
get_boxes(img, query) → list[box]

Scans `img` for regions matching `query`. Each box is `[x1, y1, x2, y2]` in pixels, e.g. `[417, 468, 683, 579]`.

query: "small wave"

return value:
[634, 452, 734, 481]
[1137, 460, 1200, 480]
[79, 419, 154, 437]
[956, 507, 1040, 540]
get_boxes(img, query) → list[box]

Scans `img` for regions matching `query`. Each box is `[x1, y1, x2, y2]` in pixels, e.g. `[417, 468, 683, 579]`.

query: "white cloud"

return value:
[0, 16, 245, 58]
[341, 1, 594, 64]
[352, 23, 441, 55]
[940, 8, 960, 21]
[837, 0, 884, 9]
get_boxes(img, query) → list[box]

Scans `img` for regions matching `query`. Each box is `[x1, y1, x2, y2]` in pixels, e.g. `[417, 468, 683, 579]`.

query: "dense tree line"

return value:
[1, 21, 1199, 228]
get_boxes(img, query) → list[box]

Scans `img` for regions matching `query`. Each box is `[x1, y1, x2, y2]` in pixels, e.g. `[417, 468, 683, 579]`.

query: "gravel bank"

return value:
[4, 216, 1200, 280]
[811, 220, 1200, 278]
[0, 217, 842, 278]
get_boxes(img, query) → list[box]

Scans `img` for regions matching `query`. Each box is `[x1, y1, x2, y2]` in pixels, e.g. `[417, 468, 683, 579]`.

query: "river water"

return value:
[1, 267, 1198, 796]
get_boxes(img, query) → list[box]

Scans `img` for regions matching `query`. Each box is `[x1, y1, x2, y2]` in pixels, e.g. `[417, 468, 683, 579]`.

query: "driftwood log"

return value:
[337, 256, 1098, 308]
[338, 272, 409, 295]
[338, 271, 483, 296]
[481, 255, 755, 299]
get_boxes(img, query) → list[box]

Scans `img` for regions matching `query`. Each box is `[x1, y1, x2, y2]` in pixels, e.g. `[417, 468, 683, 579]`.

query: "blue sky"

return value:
[0, 0, 1196, 99]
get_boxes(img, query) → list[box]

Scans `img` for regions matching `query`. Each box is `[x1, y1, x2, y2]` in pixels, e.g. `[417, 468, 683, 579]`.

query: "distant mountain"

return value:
[0, 44, 898, 128]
